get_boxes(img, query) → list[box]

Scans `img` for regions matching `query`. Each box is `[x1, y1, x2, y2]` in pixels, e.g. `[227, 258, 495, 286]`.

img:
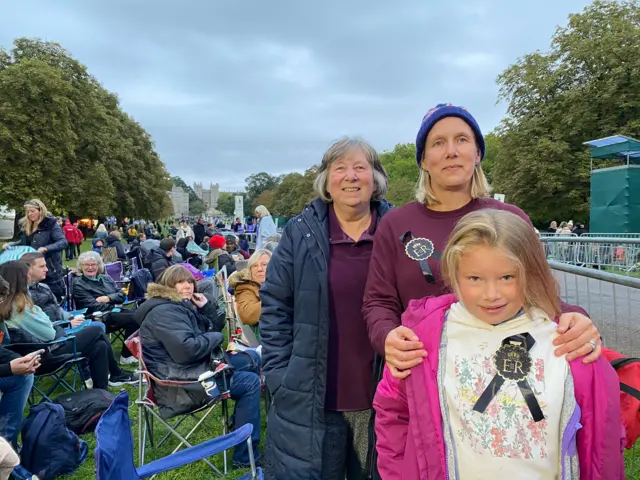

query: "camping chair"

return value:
[7, 334, 86, 404]
[125, 334, 232, 475]
[64, 270, 77, 311]
[105, 261, 130, 289]
[102, 247, 118, 264]
[95, 391, 262, 479]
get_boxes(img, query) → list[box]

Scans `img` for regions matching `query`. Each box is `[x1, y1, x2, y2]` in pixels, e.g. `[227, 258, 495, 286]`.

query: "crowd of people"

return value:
[0, 102, 629, 480]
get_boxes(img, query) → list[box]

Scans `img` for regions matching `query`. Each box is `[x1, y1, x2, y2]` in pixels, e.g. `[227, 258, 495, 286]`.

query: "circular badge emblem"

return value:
[494, 343, 532, 382]
[405, 238, 434, 262]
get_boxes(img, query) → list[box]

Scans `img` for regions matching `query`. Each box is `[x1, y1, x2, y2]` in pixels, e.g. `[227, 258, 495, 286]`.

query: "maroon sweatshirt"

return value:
[363, 198, 587, 355]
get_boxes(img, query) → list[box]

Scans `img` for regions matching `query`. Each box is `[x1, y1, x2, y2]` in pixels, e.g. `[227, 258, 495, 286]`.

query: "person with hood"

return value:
[228, 249, 271, 341]
[254, 206, 277, 250]
[92, 237, 105, 254]
[260, 137, 392, 479]
[145, 238, 176, 281]
[104, 230, 126, 261]
[136, 265, 261, 468]
[193, 217, 206, 246]
[3, 199, 67, 300]
[206, 235, 236, 275]
[176, 238, 202, 268]
[374, 210, 623, 479]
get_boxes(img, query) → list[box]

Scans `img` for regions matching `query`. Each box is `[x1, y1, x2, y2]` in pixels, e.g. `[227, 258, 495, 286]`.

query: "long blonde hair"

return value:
[441, 209, 561, 318]
[19, 199, 48, 236]
[415, 164, 491, 206]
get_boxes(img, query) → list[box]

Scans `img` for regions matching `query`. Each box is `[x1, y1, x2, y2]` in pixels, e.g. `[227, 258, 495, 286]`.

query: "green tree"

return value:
[492, 0, 640, 224]
[380, 143, 418, 206]
[0, 38, 172, 220]
[217, 192, 249, 217]
[245, 172, 281, 207]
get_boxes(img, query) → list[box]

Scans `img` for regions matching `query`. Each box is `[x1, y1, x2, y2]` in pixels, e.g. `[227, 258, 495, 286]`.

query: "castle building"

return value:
[193, 182, 220, 209]
[168, 185, 189, 218]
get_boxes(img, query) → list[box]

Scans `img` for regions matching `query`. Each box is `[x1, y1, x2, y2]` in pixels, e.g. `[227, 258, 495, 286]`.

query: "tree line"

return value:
[0, 38, 173, 220]
[218, 0, 640, 227]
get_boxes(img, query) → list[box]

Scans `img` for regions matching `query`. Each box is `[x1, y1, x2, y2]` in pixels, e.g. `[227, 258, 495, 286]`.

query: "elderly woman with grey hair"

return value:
[260, 137, 390, 479]
[72, 251, 140, 364]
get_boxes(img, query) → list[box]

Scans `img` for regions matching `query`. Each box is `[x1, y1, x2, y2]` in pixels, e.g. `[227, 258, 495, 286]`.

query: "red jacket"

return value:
[62, 225, 76, 244]
[73, 227, 84, 245]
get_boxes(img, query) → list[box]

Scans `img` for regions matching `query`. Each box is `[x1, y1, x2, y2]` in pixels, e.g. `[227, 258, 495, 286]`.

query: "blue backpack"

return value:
[20, 402, 89, 480]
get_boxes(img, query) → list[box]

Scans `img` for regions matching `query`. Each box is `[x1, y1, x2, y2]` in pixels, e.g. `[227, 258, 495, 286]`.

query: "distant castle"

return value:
[194, 182, 220, 210]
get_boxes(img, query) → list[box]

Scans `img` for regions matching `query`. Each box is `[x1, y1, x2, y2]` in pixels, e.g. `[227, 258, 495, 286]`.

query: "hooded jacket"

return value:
[136, 284, 224, 418]
[229, 269, 261, 339]
[145, 249, 174, 281]
[105, 234, 126, 260]
[373, 294, 625, 480]
[205, 249, 236, 276]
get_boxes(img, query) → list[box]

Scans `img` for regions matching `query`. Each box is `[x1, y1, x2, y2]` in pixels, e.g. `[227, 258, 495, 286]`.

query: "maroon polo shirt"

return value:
[325, 204, 378, 412]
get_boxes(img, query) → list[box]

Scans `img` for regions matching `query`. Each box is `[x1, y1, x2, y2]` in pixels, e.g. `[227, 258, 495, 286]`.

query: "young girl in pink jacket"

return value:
[373, 209, 624, 480]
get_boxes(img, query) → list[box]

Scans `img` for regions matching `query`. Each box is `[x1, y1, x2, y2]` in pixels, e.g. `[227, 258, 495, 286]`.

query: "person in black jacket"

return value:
[260, 138, 391, 479]
[136, 265, 261, 468]
[104, 231, 126, 261]
[193, 217, 206, 246]
[2, 199, 67, 300]
[72, 251, 139, 364]
[144, 238, 176, 280]
[0, 273, 40, 453]
[205, 235, 236, 275]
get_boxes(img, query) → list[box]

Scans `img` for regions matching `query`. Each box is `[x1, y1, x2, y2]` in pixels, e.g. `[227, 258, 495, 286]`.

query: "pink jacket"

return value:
[373, 294, 625, 480]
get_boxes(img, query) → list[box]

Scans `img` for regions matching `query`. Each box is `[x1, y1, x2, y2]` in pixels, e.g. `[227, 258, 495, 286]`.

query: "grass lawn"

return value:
[55, 240, 640, 478]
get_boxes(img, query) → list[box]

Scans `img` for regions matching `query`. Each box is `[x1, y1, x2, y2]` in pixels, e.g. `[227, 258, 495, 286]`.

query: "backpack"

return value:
[54, 389, 115, 435]
[20, 402, 89, 479]
[603, 347, 640, 449]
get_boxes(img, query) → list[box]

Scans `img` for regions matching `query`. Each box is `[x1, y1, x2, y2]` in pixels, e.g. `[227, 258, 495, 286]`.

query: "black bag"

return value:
[54, 389, 115, 435]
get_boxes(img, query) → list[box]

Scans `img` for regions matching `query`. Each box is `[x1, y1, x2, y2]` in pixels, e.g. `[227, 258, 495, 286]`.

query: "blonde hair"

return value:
[415, 164, 491, 206]
[96, 224, 107, 233]
[441, 209, 561, 318]
[20, 199, 48, 236]
[255, 205, 271, 218]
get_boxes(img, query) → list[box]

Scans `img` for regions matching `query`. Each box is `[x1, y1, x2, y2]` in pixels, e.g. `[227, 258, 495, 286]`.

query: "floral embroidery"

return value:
[452, 352, 548, 459]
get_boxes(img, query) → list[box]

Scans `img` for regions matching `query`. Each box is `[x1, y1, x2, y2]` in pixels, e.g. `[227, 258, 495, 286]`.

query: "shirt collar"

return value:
[328, 203, 377, 245]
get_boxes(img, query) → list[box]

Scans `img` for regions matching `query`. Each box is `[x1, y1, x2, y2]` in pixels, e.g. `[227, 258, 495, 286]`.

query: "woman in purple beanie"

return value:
[363, 103, 602, 380]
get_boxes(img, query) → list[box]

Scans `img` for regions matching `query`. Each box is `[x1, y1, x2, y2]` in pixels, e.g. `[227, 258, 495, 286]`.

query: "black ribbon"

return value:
[473, 333, 545, 423]
[400, 231, 441, 284]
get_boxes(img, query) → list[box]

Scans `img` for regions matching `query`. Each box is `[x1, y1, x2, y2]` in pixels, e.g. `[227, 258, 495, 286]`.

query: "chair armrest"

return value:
[6, 335, 75, 355]
[136, 424, 253, 478]
[53, 320, 71, 327]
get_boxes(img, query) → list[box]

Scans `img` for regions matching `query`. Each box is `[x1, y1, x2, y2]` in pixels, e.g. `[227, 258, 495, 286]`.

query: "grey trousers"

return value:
[320, 409, 371, 480]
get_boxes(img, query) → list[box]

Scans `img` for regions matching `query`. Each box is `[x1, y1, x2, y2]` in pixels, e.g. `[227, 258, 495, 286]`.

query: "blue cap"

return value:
[415, 103, 485, 166]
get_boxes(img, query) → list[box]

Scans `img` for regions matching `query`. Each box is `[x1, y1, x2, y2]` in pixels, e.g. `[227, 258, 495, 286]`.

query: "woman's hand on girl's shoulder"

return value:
[385, 326, 428, 379]
[553, 312, 601, 363]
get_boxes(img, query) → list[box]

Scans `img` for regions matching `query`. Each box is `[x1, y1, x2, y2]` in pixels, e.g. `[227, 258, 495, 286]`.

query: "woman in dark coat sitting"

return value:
[135, 265, 261, 468]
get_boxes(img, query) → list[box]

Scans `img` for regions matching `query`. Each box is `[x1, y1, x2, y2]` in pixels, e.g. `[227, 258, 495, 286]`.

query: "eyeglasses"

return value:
[83, 263, 99, 268]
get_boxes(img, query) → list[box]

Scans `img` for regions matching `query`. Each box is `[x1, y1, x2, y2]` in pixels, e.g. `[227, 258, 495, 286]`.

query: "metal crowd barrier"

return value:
[540, 236, 640, 272]
[549, 260, 640, 357]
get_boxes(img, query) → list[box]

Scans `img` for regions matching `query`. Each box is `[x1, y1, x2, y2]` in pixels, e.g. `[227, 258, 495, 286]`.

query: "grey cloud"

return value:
[1, 0, 593, 190]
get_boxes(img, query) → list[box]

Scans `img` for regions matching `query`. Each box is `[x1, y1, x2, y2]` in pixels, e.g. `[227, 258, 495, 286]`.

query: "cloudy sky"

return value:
[1, 0, 592, 191]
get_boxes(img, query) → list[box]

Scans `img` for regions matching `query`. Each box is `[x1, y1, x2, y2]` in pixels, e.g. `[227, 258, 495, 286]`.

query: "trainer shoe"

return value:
[119, 355, 138, 366]
[108, 370, 140, 387]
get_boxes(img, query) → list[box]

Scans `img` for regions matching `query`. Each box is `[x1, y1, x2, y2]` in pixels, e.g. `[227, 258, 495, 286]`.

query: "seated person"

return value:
[200, 236, 211, 252]
[136, 265, 261, 468]
[72, 251, 139, 365]
[144, 238, 176, 281]
[176, 238, 202, 268]
[129, 233, 149, 267]
[237, 234, 250, 255]
[92, 238, 104, 254]
[206, 235, 236, 275]
[21, 252, 104, 332]
[229, 249, 272, 342]
[0, 261, 137, 389]
[225, 236, 250, 260]
[104, 230, 126, 261]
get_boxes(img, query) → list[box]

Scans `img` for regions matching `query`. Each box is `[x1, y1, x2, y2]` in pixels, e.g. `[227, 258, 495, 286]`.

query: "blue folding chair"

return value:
[95, 391, 262, 479]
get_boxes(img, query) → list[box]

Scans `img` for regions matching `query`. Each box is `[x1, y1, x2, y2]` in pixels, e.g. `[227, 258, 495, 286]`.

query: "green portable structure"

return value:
[584, 135, 640, 233]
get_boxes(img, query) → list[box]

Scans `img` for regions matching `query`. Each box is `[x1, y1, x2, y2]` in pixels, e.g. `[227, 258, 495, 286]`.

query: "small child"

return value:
[374, 209, 624, 480]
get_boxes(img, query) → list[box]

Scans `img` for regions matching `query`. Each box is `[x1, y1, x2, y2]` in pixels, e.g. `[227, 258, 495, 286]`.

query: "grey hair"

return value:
[265, 233, 281, 243]
[77, 251, 105, 275]
[248, 249, 272, 271]
[264, 241, 279, 253]
[313, 137, 388, 203]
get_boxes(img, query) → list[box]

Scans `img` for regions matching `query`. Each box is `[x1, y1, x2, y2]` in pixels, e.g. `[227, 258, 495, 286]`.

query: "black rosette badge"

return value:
[405, 237, 434, 262]
[494, 343, 532, 382]
[473, 333, 545, 422]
